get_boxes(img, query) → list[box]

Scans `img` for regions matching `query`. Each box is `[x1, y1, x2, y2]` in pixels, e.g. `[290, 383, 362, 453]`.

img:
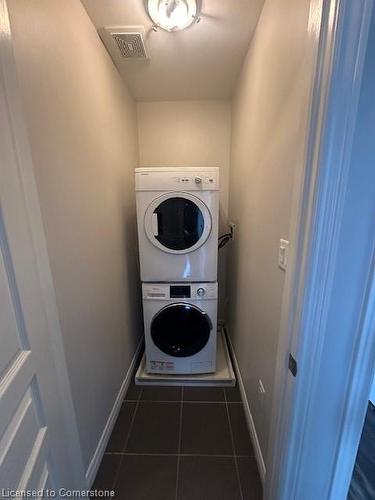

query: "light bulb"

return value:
[147, 0, 198, 32]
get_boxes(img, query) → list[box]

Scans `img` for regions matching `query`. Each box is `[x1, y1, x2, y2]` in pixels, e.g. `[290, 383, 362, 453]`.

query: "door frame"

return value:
[0, 0, 86, 488]
[266, 0, 375, 498]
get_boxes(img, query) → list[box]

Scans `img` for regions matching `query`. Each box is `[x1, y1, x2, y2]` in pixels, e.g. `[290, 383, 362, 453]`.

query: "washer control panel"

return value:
[143, 283, 218, 300]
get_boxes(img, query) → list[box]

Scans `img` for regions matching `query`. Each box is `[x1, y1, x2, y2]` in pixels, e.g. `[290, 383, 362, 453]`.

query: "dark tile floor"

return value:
[92, 380, 262, 500]
[348, 402, 375, 499]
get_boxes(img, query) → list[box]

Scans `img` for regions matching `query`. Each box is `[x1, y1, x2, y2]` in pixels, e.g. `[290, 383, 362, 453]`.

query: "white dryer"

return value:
[142, 282, 217, 374]
[135, 167, 219, 282]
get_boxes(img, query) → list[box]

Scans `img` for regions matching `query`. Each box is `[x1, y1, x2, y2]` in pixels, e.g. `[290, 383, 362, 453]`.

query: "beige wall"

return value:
[227, 0, 317, 457]
[137, 101, 231, 316]
[8, 0, 141, 469]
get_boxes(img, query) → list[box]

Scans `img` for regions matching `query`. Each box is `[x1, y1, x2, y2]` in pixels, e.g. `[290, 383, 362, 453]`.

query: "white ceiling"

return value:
[81, 0, 264, 101]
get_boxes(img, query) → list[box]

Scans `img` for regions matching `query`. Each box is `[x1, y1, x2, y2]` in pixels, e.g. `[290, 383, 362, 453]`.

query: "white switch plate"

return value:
[278, 238, 289, 271]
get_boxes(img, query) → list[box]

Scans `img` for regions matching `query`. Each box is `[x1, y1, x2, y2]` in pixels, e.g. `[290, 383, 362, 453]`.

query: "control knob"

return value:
[195, 176, 202, 184]
[197, 287, 205, 297]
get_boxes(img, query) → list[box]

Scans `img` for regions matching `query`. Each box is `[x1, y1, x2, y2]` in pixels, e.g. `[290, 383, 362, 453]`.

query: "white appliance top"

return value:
[135, 167, 219, 191]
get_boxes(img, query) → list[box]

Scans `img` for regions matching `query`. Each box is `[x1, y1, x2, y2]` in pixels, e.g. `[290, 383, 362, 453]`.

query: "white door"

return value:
[0, 228, 55, 493]
[266, 1, 375, 498]
[0, 0, 85, 494]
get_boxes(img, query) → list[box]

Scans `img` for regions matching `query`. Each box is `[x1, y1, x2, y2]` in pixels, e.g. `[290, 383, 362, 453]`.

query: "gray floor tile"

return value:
[126, 402, 180, 454]
[178, 456, 241, 500]
[141, 385, 182, 401]
[349, 402, 375, 499]
[228, 404, 255, 456]
[225, 384, 242, 402]
[106, 402, 136, 452]
[91, 454, 121, 491]
[114, 455, 177, 500]
[181, 403, 232, 455]
[237, 457, 263, 500]
[183, 387, 225, 402]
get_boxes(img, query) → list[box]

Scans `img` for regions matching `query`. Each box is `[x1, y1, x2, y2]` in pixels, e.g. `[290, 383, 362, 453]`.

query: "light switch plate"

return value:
[278, 238, 289, 271]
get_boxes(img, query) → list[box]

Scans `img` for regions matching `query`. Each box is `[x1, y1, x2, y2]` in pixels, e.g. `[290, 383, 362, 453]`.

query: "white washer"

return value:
[135, 167, 219, 282]
[142, 282, 217, 374]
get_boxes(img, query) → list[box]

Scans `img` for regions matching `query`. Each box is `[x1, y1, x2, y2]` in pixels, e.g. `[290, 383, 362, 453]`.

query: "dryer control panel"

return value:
[135, 167, 219, 192]
[143, 282, 218, 300]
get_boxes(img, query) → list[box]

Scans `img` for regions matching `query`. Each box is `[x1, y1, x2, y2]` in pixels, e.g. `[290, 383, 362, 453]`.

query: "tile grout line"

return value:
[124, 399, 241, 404]
[104, 452, 254, 458]
[224, 387, 244, 500]
[111, 385, 144, 492]
[175, 386, 184, 500]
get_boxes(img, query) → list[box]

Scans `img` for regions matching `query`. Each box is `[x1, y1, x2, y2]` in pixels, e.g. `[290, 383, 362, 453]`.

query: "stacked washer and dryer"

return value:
[135, 167, 219, 375]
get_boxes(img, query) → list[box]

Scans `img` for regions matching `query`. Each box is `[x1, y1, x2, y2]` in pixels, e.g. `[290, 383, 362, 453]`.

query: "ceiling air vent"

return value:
[99, 26, 150, 60]
[112, 32, 147, 59]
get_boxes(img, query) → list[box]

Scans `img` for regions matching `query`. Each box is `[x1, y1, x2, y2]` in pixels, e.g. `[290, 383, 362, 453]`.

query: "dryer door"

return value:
[151, 303, 212, 357]
[144, 193, 212, 254]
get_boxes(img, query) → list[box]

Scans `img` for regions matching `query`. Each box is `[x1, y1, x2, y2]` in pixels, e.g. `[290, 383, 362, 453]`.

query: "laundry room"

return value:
[2, 0, 330, 498]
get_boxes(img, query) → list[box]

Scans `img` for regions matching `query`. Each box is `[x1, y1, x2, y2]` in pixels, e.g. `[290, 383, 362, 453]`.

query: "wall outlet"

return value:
[278, 238, 289, 271]
[258, 379, 266, 408]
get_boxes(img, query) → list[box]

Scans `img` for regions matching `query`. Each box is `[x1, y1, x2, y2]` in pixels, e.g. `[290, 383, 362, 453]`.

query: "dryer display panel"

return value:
[151, 303, 212, 357]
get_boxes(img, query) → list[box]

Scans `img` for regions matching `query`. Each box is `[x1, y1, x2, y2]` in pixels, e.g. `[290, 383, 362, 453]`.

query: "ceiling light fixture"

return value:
[147, 0, 200, 32]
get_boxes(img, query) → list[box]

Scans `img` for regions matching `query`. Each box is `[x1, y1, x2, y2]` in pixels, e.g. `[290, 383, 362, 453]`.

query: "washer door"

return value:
[144, 193, 212, 254]
[151, 303, 212, 358]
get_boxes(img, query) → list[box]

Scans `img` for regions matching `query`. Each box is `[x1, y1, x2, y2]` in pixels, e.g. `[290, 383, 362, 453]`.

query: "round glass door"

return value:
[144, 193, 212, 254]
[151, 303, 212, 357]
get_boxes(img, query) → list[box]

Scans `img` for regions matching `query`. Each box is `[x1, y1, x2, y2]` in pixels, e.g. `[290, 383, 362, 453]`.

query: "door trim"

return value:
[0, 0, 86, 487]
[266, 0, 375, 498]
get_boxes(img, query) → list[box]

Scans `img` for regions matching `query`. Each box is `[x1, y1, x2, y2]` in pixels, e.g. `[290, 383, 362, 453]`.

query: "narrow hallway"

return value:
[93, 377, 262, 499]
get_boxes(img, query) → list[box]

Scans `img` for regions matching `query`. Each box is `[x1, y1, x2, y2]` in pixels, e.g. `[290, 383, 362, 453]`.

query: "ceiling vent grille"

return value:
[111, 32, 148, 59]
[99, 27, 150, 60]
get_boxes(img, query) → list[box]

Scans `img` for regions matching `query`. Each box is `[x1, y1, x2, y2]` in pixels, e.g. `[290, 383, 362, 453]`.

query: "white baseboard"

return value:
[85, 337, 143, 487]
[224, 329, 266, 484]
